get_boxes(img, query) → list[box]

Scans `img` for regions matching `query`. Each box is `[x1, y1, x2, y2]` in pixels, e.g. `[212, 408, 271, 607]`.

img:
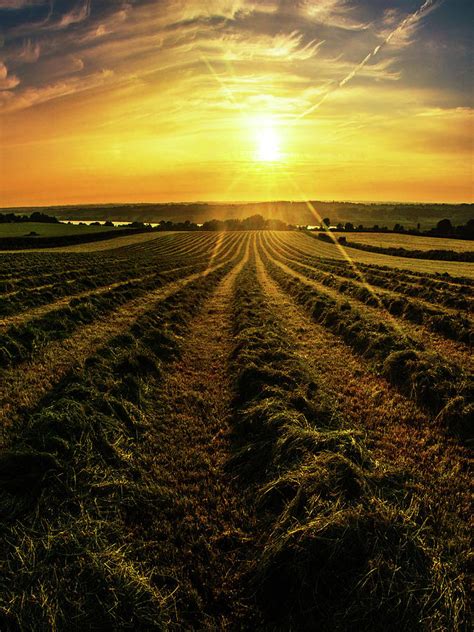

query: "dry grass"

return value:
[0, 230, 470, 630]
[288, 231, 474, 278]
[339, 232, 474, 252]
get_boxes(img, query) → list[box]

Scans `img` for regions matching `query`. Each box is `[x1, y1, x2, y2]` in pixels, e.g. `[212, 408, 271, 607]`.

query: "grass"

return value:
[260, 248, 473, 442]
[0, 222, 122, 238]
[298, 231, 474, 279]
[270, 246, 472, 343]
[0, 230, 470, 630]
[228, 256, 468, 631]
[338, 231, 474, 252]
[0, 254, 239, 630]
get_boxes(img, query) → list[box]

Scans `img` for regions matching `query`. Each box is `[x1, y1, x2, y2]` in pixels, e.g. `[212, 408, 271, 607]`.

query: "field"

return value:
[0, 231, 471, 631]
[0, 222, 122, 238]
[334, 231, 474, 252]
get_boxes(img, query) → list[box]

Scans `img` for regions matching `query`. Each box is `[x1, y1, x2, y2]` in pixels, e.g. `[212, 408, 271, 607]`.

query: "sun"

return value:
[256, 123, 281, 162]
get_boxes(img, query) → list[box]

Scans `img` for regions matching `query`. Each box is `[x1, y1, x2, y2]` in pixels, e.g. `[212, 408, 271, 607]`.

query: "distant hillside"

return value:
[1, 201, 472, 229]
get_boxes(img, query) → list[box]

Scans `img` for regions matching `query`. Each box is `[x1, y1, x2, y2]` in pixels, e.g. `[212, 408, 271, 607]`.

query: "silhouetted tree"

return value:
[436, 218, 453, 234]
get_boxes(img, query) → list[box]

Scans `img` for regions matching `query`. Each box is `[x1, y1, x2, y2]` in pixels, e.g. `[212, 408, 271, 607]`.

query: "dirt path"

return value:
[0, 250, 242, 434]
[254, 235, 471, 544]
[136, 234, 261, 629]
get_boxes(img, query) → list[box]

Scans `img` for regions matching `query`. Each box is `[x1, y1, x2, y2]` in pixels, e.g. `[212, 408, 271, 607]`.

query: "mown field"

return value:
[0, 230, 472, 631]
[0, 222, 123, 238]
[333, 231, 474, 252]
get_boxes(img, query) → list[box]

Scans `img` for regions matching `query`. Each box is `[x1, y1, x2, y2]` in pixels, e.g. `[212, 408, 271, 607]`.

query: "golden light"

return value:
[255, 122, 281, 162]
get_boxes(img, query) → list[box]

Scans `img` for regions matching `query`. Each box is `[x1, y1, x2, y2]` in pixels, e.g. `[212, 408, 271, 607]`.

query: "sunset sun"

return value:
[256, 123, 281, 162]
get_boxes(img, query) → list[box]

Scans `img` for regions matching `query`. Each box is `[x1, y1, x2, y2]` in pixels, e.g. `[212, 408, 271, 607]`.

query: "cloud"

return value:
[0, 0, 47, 8]
[200, 30, 324, 62]
[0, 62, 20, 89]
[55, 0, 91, 29]
[297, 0, 442, 119]
[17, 38, 41, 62]
[379, 0, 442, 49]
[0, 68, 112, 112]
[301, 0, 369, 31]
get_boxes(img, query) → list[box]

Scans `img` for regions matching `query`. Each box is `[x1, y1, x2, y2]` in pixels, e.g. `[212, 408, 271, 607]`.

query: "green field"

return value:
[304, 231, 474, 278]
[0, 222, 121, 238]
[0, 231, 471, 630]
[336, 231, 474, 252]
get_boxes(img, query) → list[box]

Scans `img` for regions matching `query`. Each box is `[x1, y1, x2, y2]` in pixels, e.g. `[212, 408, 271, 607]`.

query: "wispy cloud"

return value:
[0, 68, 112, 112]
[0, 62, 20, 90]
[301, 0, 369, 31]
[297, 0, 442, 119]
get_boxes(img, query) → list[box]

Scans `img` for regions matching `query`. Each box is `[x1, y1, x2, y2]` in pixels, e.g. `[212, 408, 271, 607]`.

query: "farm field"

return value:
[302, 230, 474, 278]
[0, 230, 175, 254]
[333, 231, 474, 252]
[0, 231, 471, 631]
[0, 222, 124, 238]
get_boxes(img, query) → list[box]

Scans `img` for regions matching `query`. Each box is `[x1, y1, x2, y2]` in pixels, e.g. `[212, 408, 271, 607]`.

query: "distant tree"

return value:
[29, 211, 58, 223]
[436, 218, 453, 234]
[336, 222, 344, 231]
[104, 220, 114, 227]
[322, 217, 330, 229]
[344, 222, 354, 231]
[465, 219, 474, 239]
[242, 214, 265, 230]
[358, 224, 364, 230]
[266, 218, 287, 230]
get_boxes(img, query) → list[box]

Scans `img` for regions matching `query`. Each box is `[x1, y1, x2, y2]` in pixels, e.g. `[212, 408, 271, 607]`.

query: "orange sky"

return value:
[0, 0, 472, 206]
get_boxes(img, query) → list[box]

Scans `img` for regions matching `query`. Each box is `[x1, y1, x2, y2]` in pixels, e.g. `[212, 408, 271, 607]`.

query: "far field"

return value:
[0, 222, 122, 238]
[333, 231, 474, 252]
[0, 230, 471, 631]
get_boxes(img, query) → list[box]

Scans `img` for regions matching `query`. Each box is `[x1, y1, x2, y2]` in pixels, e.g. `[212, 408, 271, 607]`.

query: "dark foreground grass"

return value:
[0, 258, 237, 631]
[228, 257, 469, 631]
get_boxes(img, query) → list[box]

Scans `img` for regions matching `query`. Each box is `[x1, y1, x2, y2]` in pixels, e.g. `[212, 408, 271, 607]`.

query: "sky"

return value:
[0, 0, 472, 206]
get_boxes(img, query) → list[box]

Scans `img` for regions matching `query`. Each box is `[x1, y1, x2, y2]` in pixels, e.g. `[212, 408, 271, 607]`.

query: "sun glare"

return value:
[256, 123, 281, 162]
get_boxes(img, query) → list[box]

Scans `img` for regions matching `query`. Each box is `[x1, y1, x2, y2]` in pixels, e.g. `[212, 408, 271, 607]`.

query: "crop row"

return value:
[0, 234, 240, 317]
[260, 247, 472, 441]
[0, 247, 242, 630]
[270, 233, 473, 311]
[264, 236, 472, 344]
[0, 232, 236, 292]
[0, 237, 243, 370]
[302, 232, 474, 286]
[284, 232, 474, 290]
[228, 257, 464, 630]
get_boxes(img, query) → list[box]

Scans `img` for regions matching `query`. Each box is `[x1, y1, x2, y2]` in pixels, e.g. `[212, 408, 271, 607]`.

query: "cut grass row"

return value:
[271, 233, 473, 310]
[0, 248, 245, 631]
[287, 231, 474, 280]
[342, 238, 474, 262]
[0, 237, 243, 370]
[0, 232, 235, 291]
[265, 235, 472, 344]
[0, 234, 240, 317]
[260, 246, 473, 442]
[229, 256, 467, 631]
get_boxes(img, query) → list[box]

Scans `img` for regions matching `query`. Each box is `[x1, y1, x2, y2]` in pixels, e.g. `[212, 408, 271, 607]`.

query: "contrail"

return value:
[296, 0, 440, 120]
